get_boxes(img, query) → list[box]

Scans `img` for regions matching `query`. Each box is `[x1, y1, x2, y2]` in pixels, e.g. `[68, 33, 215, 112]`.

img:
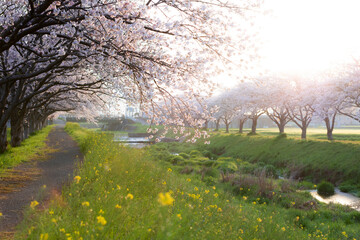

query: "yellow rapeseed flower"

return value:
[126, 193, 134, 200]
[74, 176, 81, 183]
[158, 192, 175, 206]
[97, 215, 107, 225]
[30, 200, 39, 209]
[40, 233, 49, 240]
[82, 201, 90, 207]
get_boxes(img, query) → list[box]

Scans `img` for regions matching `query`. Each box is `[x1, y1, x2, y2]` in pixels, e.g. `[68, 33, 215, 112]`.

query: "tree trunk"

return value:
[277, 122, 285, 134]
[10, 119, 24, 147]
[0, 125, 7, 153]
[215, 119, 220, 131]
[239, 119, 245, 133]
[225, 123, 230, 133]
[251, 117, 258, 134]
[301, 127, 307, 139]
[23, 121, 29, 140]
[324, 117, 334, 141]
[10, 109, 25, 147]
[327, 129, 333, 141]
[203, 120, 208, 130]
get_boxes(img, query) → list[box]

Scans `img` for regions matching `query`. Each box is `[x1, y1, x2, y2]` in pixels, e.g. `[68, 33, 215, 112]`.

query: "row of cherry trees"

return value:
[0, 0, 258, 153]
[209, 70, 360, 140]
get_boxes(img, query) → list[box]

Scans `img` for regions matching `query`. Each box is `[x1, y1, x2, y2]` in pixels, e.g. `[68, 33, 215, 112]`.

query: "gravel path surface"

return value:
[0, 126, 83, 236]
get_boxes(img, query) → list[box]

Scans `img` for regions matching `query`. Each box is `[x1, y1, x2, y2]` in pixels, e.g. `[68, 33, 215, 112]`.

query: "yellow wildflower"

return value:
[97, 215, 107, 225]
[167, 168, 172, 172]
[217, 208, 222, 212]
[212, 186, 216, 190]
[177, 213, 182, 219]
[296, 216, 300, 221]
[194, 187, 199, 191]
[40, 233, 49, 240]
[257, 218, 262, 223]
[51, 218, 57, 223]
[115, 204, 122, 209]
[0, 212, 2, 217]
[74, 176, 81, 183]
[205, 190, 210, 194]
[213, 193, 219, 198]
[30, 200, 39, 209]
[49, 210, 54, 215]
[162, 181, 166, 185]
[82, 201, 90, 207]
[281, 227, 286, 231]
[186, 178, 191, 182]
[148, 228, 152, 232]
[60, 228, 65, 233]
[126, 193, 134, 200]
[158, 192, 175, 206]
[243, 196, 248, 200]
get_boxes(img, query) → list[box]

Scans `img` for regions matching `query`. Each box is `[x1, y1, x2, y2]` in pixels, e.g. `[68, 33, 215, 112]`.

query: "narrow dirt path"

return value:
[0, 125, 83, 237]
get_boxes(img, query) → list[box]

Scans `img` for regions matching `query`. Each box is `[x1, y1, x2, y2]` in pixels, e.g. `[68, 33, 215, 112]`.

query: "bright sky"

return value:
[258, 0, 360, 76]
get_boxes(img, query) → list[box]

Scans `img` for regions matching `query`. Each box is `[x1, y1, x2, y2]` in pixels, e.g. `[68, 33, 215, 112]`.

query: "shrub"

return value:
[190, 150, 202, 158]
[216, 161, 238, 173]
[179, 152, 190, 159]
[170, 155, 185, 165]
[202, 150, 216, 159]
[317, 181, 335, 197]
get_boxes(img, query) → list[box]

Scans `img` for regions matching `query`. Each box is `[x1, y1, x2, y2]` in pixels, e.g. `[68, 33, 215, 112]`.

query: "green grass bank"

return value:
[0, 125, 54, 172]
[15, 123, 360, 240]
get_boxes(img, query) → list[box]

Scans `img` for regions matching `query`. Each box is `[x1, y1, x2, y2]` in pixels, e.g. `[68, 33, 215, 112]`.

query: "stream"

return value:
[309, 188, 360, 212]
[113, 133, 152, 148]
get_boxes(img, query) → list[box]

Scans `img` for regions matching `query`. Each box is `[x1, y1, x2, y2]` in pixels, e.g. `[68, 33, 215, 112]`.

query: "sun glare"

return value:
[258, 0, 360, 76]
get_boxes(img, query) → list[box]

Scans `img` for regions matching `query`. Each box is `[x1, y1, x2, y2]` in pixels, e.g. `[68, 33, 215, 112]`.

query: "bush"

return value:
[317, 181, 335, 197]
[190, 150, 202, 158]
[170, 155, 185, 165]
[202, 150, 216, 159]
[216, 161, 238, 173]
[179, 152, 190, 159]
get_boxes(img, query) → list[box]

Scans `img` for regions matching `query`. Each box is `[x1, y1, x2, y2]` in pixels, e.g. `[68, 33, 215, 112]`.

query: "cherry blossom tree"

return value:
[0, 0, 258, 152]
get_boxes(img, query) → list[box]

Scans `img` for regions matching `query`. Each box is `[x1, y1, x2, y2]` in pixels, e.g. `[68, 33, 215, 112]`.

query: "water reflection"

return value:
[309, 188, 360, 212]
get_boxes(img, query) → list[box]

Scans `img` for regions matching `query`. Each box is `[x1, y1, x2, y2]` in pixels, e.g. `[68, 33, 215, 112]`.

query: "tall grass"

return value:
[15, 123, 360, 239]
[0, 125, 54, 172]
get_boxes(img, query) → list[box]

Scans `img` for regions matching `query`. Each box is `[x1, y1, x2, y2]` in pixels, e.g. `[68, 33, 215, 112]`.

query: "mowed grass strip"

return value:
[199, 132, 360, 184]
[0, 125, 54, 172]
[15, 123, 359, 239]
